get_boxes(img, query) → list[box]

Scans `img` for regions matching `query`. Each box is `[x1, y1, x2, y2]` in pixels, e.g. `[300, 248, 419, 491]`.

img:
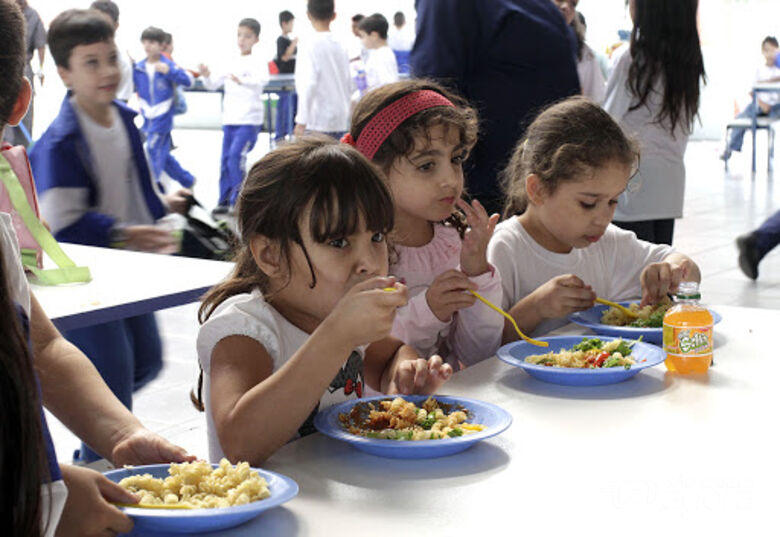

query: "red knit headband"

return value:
[341, 90, 455, 161]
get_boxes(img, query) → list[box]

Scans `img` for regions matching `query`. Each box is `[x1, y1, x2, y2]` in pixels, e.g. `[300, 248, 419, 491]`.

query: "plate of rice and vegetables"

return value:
[496, 335, 666, 386]
[568, 298, 721, 344]
[314, 395, 512, 458]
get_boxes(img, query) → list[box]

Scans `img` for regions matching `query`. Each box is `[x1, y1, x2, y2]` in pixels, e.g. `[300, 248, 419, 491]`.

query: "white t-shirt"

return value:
[755, 63, 780, 106]
[364, 46, 400, 90]
[196, 289, 366, 461]
[604, 47, 691, 221]
[388, 27, 415, 52]
[202, 54, 269, 126]
[72, 99, 156, 227]
[487, 217, 673, 335]
[115, 48, 134, 102]
[0, 213, 68, 536]
[578, 44, 606, 104]
[295, 32, 352, 133]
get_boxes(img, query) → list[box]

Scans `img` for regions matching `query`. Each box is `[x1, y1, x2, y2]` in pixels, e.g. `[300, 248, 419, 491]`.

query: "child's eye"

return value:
[417, 162, 434, 172]
[371, 232, 386, 243]
[608, 199, 619, 206]
[86, 59, 98, 67]
[579, 202, 596, 210]
[328, 238, 348, 248]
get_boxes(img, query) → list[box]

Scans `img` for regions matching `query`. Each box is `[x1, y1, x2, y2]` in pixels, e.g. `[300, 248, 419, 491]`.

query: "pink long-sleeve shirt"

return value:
[390, 224, 504, 369]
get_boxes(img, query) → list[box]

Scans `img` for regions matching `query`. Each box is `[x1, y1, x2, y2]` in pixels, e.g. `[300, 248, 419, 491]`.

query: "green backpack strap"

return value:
[0, 153, 91, 284]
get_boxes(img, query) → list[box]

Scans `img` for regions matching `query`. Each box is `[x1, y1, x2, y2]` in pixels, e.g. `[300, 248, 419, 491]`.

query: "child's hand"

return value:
[457, 198, 499, 277]
[426, 269, 478, 322]
[388, 354, 453, 395]
[293, 123, 305, 138]
[111, 426, 196, 467]
[640, 259, 693, 306]
[228, 74, 241, 84]
[57, 464, 136, 537]
[164, 188, 192, 215]
[154, 62, 170, 74]
[124, 225, 178, 253]
[326, 277, 408, 348]
[530, 274, 596, 320]
[198, 63, 210, 77]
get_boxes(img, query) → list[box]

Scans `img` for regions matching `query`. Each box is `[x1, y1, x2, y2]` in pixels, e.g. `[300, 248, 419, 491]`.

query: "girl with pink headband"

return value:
[345, 80, 504, 369]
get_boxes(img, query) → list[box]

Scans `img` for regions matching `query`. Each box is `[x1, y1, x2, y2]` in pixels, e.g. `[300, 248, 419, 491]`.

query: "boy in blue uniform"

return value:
[133, 26, 195, 191]
[29, 9, 190, 462]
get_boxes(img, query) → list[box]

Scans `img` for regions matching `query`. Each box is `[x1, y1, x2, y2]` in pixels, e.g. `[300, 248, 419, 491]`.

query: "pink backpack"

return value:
[0, 143, 42, 268]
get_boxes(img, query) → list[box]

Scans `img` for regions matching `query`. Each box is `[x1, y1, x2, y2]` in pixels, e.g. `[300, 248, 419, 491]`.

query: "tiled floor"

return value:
[46, 132, 780, 464]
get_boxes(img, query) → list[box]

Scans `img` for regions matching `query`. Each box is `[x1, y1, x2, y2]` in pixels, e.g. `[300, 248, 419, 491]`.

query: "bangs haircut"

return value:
[239, 18, 260, 37]
[48, 9, 115, 68]
[350, 79, 479, 173]
[0, 0, 26, 127]
[140, 26, 166, 43]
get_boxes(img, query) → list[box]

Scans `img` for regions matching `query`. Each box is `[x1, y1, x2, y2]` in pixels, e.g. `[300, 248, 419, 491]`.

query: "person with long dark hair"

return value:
[604, 0, 706, 245]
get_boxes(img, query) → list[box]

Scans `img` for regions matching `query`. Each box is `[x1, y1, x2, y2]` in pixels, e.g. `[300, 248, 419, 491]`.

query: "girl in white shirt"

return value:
[488, 97, 701, 340]
[195, 138, 452, 464]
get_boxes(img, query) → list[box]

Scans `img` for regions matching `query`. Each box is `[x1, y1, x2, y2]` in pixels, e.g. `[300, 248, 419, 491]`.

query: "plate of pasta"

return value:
[568, 301, 722, 344]
[103, 459, 298, 533]
[496, 335, 666, 386]
[314, 395, 512, 458]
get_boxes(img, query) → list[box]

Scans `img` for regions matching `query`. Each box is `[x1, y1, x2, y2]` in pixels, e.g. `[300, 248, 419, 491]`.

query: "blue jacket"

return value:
[133, 55, 192, 134]
[29, 95, 166, 247]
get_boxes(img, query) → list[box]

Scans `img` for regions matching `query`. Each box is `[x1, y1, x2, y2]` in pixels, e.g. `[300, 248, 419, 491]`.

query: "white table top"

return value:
[136, 304, 780, 536]
[753, 82, 780, 92]
[32, 243, 232, 330]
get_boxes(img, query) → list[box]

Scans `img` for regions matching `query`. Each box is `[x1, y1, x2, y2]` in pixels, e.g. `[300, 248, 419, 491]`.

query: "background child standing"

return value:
[133, 26, 195, 191]
[294, 0, 352, 139]
[200, 18, 269, 214]
[196, 138, 452, 464]
[488, 97, 701, 340]
[346, 80, 504, 369]
[274, 10, 298, 143]
[357, 13, 399, 92]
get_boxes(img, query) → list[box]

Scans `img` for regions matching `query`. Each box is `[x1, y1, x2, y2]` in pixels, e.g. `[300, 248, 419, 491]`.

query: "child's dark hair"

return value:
[393, 11, 405, 27]
[199, 137, 394, 323]
[349, 79, 479, 236]
[89, 1, 119, 24]
[628, 0, 705, 132]
[307, 0, 334, 22]
[0, 0, 26, 128]
[0, 252, 51, 536]
[501, 97, 639, 218]
[162, 32, 173, 46]
[352, 14, 365, 24]
[279, 10, 294, 26]
[141, 26, 166, 44]
[358, 13, 389, 40]
[763, 36, 779, 49]
[239, 18, 261, 38]
[48, 9, 115, 69]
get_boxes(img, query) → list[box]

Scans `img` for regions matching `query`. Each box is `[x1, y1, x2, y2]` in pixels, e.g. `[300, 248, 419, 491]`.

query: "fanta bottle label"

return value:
[663, 325, 713, 356]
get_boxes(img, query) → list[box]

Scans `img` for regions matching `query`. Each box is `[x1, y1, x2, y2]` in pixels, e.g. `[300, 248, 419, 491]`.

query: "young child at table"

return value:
[132, 25, 195, 191]
[199, 18, 269, 214]
[0, 5, 194, 534]
[29, 8, 190, 463]
[293, 0, 352, 139]
[487, 97, 701, 341]
[195, 138, 452, 465]
[344, 80, 504, 369]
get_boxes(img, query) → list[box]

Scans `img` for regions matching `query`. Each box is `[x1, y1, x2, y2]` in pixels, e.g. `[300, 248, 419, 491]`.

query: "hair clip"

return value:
[340, 133, 357, 147]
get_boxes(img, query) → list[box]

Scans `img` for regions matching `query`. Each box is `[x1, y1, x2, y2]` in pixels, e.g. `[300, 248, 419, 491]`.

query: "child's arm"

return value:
[504, 275, 596, 343]
[198, 63, 224, 91]
[210, 277, 407, 464]
[364, 338, 452, 394]
[162, 60, 193, 88]
[30, 294, 195, 466]
[640, 252, 701, 306]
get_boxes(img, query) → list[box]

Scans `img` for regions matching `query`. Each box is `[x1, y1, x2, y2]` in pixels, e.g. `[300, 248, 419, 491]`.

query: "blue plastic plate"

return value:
[496, 335, 666, 386]
[103, 464, 298, 534]
[568, 303, 722, 345]
[314, 395, 512, 459]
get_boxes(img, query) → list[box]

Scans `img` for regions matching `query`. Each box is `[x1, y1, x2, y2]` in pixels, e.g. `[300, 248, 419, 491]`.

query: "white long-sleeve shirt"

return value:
[295, 32, 352, 133]
[364, 45, 400, 90]
[202, 54, 269, 126]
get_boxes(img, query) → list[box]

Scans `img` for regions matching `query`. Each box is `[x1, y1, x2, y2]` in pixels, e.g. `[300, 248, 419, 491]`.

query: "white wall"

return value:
[28, 0, 779, 141]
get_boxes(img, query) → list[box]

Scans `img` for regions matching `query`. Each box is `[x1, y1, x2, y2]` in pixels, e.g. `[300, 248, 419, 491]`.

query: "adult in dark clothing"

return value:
[3, 0, 46, 148]
[410, 0, 581, 216]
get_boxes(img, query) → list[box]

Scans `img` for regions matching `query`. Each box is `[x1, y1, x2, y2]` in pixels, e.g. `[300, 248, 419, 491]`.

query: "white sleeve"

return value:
[196, 298, 280, 374]
[201, 73, 226, 91]
[294, 42, 316, 126]
[603, 50, 633, 121]
[487, 228, 522, 311]
[603, 225, 674, 301]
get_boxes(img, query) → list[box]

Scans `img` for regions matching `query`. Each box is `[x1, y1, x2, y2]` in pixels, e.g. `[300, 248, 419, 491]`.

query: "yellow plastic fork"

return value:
[595, 297, 639, 319]
[469, 290, 548, 347]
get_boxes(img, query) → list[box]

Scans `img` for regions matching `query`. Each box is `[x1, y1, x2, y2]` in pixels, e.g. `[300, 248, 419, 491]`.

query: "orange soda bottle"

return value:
[662, 282, 713, 373]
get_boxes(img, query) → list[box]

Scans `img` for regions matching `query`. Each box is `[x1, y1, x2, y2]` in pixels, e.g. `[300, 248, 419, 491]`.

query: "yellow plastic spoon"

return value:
[469, 290, 548, 347]
[595, 297, 639, 319]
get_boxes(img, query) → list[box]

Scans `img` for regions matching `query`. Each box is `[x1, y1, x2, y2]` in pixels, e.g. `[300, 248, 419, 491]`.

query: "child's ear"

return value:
[7, 78, 32, 127]
[249, 235, 284, 277]
[525, 173, 546, 206]
[57, 65, 73, 90]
